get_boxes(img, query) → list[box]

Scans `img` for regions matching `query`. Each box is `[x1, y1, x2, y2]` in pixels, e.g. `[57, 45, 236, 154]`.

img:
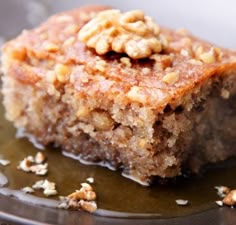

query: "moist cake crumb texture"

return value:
[1, 5, 236, 185]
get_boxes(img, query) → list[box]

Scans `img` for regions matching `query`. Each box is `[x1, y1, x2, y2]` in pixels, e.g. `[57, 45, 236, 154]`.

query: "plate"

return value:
[0, 1, 236, 224]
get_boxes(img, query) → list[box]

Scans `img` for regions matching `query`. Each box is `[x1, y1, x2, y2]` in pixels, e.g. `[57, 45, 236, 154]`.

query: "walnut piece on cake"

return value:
[1, 5, 236, 185]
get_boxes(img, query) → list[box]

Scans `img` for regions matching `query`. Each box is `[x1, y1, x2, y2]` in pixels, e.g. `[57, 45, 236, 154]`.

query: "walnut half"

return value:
[78, 9, 163, 59]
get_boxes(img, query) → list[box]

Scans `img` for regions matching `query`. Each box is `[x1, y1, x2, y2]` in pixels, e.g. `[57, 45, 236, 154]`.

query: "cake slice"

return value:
[1, 5, 236, 185]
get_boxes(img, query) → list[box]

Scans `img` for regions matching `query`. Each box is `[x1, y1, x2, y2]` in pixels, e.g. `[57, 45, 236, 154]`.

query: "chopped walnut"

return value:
[197, 47, 222, 64]
[35, 152, 46, 164]
[78, 9, 163, 59]
[215, 185, 230, 198]
[180, 49, 190, 57]
[32, 179, 58, 197]
[86, 177, 94, 184]
[175, 199, 189, 206]
[18, 152, 48, 176]
[127, 86, 146, 103]
[21, 186, 34, 194]
[43, 41, 59, 52]
[55, 64, 71, 83]
[18, 157, 34, 172]
[150, 54, 173, 71]
[79, 200, 97, 213]
[223, 190, 236, 206]
[215, 200, 223, 207]
[76, 106, 90, 118]
[188, 59, 203, 66]
[63, 36, 76, 47]
[94, 59, 107, 72]
[68, 183, 96, 201]
[199, 51, 216, 64]
[162, 72, 179, 85]
[91, 111, 114, 131]
[0, 159, 10, 166]
[221, 88, 230, 99]
[142, 67, 151, 75]
[58, 183, 97, 213]
[120, 57, 132, 67]
[30, 163, 48, 176]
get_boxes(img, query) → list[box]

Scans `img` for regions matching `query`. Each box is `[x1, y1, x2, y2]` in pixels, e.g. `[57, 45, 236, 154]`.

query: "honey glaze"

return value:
[1, 100, 236, 218]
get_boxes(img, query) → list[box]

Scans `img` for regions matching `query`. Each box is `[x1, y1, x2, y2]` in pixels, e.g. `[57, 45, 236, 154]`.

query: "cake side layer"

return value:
[2, 66, 236, 184]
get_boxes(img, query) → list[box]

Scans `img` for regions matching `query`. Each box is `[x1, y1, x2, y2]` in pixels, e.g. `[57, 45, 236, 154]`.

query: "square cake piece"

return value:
[1, 5, 236, 185]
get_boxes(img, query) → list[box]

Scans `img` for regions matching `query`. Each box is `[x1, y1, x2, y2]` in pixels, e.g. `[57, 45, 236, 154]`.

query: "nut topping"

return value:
[58, 182, 97, 213]
[78, 9, 163, 59]
[223, 190, 236, 206]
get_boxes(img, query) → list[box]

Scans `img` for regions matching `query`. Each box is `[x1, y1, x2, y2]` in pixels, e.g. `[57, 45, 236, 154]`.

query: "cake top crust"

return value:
[2, 5, 236, 110]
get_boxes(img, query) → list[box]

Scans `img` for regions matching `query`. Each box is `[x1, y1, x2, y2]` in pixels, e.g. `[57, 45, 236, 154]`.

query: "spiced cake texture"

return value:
[1, 5, 236, 185]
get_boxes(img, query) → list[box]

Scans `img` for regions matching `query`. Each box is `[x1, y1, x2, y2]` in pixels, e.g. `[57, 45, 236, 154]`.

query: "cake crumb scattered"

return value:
[175, 199, 189, 206]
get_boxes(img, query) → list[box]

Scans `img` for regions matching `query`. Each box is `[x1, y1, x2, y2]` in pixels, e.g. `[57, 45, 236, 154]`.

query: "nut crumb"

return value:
[95, 59, 107, 72]
[175, 199, 189, 206]
[30, 163, 48, 176]
[120, 57, 132, 67]
[215, 186, 230, 198]
[163, 72, 179, 85]
[127, 86, 146, 103]
[0, 159, 10, 166]
[43, 41, 59, 52]
[199, 52, 215, 64]
[58, 182, 97, 213]
[198, 48, 221, 64]
[215, 200, 223, 207]
[21, 186, 34, 194]
[32, 179, 57, 197]
[223, 190, 236, 206]
[63, 36, 76, 47]
[18, 157, 33, 172]
[86, 177, 94, 184]
[188, 59, 203, 66]
[55, 64, 71, 83]
[142, 67, 151, 75]
[44, 188, 58, 197]
[180, 49, 190, 57]
[80, 183, 93, 192]
[78, 9, 162, 59]
[18, 152, 48, 176]
[35, 152, 46, 164]
[80, 200, 97, 213]
[91, 111, 114, 131]
[220, 88, 230, 99]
